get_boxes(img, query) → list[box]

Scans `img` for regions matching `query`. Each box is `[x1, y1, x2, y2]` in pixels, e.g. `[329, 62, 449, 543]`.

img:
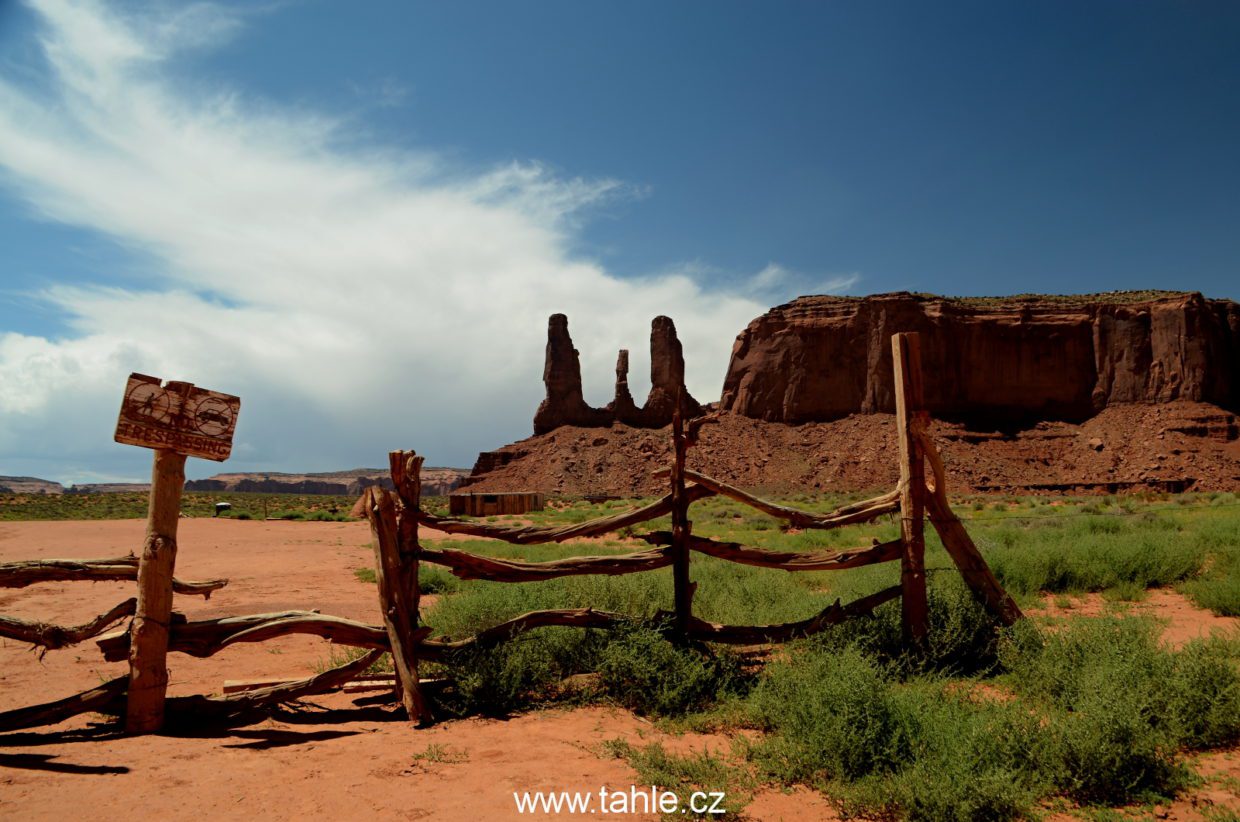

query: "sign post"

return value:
[114, 374, 240, 733]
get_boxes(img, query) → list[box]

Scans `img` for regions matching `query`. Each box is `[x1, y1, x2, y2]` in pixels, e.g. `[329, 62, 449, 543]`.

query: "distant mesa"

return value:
[3, 469, 470, 498]
[184, 468, 469, 497]
[0, 476, 64, 495]
[463, 292, 1240, 496]
[721, 291, 1240, 424]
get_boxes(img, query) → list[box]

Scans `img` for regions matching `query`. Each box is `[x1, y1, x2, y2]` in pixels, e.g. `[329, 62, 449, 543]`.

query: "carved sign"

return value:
[114, 374, 240, 461]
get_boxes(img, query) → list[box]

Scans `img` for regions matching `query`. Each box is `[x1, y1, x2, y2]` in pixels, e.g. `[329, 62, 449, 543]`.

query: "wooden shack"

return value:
[449, 491, 546, 517]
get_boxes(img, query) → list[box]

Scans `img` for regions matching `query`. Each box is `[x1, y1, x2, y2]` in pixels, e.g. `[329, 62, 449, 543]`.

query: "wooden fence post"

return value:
[892, 333, 930, 647]
[670, 395, 695, 640]
[125, 448, 187, 733]
[381, 450, 433, 724]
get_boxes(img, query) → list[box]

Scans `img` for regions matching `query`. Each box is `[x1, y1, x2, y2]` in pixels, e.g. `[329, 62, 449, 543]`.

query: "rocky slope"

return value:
[466, 292, 1240, 496]
[721, 291, 1239, 424]
[463, 402, 1240, 496]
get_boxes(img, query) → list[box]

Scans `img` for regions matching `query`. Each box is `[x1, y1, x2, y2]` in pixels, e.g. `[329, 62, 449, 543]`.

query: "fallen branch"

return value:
[413, 485, 715, 544]
[652, 469, 900, 529]
[194, 648, 385, 710]
[0, 650, 387, 733]
[684, 585, 902, 644]
[420, 546, 673, 582]
[0, 557, 228, 598]
[0, 676, 128, 733]
[641, 532, 903, 572]
[0, 598, 136, 653]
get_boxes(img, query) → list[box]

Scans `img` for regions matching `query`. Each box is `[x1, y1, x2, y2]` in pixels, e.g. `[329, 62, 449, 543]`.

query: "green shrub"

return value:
[1182, 573, 1240, 617]
[418, 565, 462, 595]
[597, 624, 742, 717]
[883, 688, 1043, 822]
[438, 628, 607, 717]
[749, 645, 911, 781]
[1000, 617, 1239, 803]
[1036, 683, 1187, 805]
[1165, 637, 1240, 749]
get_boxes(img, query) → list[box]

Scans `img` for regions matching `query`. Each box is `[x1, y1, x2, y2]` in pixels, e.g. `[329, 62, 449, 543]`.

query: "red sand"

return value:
[1, 519, 1236, 820]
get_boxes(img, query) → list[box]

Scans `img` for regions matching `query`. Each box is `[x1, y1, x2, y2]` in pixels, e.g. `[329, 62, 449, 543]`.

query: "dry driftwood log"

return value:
[0, 675, 129, 733]
[0, 649, 385, 732]
[413, 484, 715, 544]
[420, 545, 673, 582]
[0, 556, 227, 597]
[669, 401, 694, 637]
[916, 428, 1024, 626]
[96, 610, 390, 662]
[684, 585, 902, 644]
[191, 648, 385, 712]
[0, 598, 136, 653]
[641, 532, 903, 572]
[426, 608, 630, 655]
[652, 468, 901, 530]
[127, 448, 187, 734]
[364, 483, 432, 724]
[892, 332, 929, 646]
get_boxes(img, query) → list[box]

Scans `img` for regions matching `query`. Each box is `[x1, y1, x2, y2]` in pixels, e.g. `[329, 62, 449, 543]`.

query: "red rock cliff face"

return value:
[720, 292, 1240, 423]
[533, 314, 701, 434]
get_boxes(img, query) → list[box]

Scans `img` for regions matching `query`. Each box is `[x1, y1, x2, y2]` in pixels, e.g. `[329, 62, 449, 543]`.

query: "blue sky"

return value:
[0, 0, 1237, 484]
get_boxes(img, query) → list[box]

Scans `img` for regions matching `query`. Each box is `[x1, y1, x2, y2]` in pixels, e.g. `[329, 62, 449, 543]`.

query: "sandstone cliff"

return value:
[532, 314, 701, 435]
[720, 291, 1240, 424]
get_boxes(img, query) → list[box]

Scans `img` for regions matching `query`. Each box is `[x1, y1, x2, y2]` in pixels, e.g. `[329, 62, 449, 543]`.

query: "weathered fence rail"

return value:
[0, 332, 1021, 733]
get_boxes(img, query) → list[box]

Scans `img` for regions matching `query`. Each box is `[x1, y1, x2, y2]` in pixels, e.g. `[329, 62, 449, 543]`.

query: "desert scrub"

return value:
[433, 627, 611, 717]
[600, 739, 754, 820]
[596, 623, 745, 717]
[1000, 617, 1240, 754]
[353, 564, 462, 595]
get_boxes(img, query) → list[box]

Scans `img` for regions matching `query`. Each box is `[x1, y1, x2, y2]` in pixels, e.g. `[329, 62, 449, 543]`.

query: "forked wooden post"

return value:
[670, 395, 695, 640]
[381, 450, 434, 724]
[892, 333, 930, 646]
[125, 447, 187, 733]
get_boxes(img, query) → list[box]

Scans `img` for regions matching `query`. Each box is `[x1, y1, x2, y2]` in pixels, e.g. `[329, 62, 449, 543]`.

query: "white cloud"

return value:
[745, 263, 860, 301]
[0, 0, 843, 482]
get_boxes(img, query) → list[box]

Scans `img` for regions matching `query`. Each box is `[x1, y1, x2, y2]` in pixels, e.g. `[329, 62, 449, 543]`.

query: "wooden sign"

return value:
[114, 373, 240, 461]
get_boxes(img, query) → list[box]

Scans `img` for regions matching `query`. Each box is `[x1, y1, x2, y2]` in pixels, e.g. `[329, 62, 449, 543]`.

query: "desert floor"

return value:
[1, 519, 1236, 821]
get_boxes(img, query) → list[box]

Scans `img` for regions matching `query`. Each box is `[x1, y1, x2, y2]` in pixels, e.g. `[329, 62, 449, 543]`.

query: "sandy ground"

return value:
[0, 519, 1236, 821]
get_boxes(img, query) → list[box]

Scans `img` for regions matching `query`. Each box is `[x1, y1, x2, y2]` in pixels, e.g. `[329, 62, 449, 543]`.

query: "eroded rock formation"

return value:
[721, 292, 1240, 424]
[532, 314, 701, 435]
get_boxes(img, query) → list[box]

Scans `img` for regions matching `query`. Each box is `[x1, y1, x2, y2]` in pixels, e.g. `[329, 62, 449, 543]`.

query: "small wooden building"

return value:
[449, 491, 546, 517]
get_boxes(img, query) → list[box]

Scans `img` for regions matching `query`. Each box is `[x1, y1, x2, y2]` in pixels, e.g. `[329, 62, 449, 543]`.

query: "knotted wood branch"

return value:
[96, 610, 390, 662]
[419, 546, 673, 582]
[0, 557, 227, 598]
[683, 585, 902, 644]
[0, 675, 129, 733]
[427, 608, 631, 655]
[652, 468, 900, 529]
[0, 598, 136, 654]
[0, 649, 387, 733]
[413, 484, 715, 544]
[915, 428, 1024, 626]
[641, 532, 903, 572]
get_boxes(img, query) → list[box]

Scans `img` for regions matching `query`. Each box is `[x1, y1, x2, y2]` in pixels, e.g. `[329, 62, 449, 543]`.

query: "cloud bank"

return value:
[0, 0, 854, 483]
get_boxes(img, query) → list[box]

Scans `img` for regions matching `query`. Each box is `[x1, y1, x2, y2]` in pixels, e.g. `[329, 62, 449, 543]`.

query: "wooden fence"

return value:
[0, 332, 1021, 732]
